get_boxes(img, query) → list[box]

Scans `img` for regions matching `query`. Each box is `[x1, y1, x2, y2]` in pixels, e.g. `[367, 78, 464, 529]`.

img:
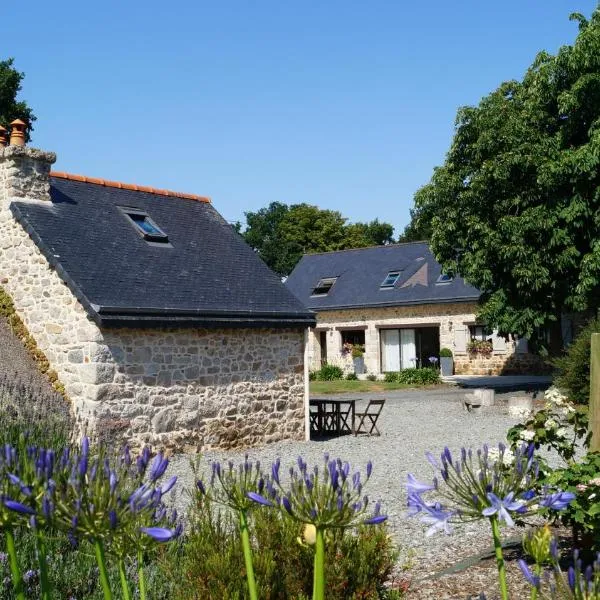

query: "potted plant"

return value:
[439, 348, 453, 376]
[351, 344, 366, 375]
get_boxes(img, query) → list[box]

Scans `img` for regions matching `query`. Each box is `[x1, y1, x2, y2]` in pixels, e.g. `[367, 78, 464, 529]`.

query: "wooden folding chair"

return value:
[354, 399, 385, 436]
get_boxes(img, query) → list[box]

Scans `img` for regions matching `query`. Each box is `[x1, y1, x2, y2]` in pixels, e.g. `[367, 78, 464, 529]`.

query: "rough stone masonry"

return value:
[0, 144, 307, 451]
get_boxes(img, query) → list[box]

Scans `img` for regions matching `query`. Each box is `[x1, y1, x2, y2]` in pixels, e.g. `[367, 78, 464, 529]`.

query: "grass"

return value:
[310, 379, 444, 394]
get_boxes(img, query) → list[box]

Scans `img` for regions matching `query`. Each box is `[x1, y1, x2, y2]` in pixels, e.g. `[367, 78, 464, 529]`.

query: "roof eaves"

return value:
[306, 295, 480, 312]
[97, 313, 316, 329]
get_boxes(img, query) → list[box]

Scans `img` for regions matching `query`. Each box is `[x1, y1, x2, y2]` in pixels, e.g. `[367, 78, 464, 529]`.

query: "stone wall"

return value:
[78, 327, 306, 451]
[0, 147, 307, 451]
[309, 303, 544, 376]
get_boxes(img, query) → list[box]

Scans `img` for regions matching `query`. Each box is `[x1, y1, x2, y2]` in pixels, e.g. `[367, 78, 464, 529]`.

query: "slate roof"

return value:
[285, 242, 480, 311]
[10, 175, 315, 328]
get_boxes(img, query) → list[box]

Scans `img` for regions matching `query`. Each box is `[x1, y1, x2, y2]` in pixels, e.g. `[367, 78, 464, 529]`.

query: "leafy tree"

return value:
[0, 58, 35, 141]
[411, 10, 600, 354]
[397, 206, 433, 242]
[345, 219, 395, 247]
[242, 204, 395, 276]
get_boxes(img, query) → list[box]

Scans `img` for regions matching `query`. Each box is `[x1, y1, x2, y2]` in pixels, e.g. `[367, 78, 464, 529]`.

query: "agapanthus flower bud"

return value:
[160, 475, 177, 495]
[149, 453, 168, 482]
[140, 526, 177, 543]
[247, 492, 274, 507]
[5, 499, 35, 515]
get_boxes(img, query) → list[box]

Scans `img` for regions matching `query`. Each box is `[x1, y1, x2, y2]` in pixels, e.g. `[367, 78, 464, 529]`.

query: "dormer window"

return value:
[120, 207, 169, 243]
[436, 273, 453, 284]
[381, 271, 401, 288]
[311, 277, 337, 296]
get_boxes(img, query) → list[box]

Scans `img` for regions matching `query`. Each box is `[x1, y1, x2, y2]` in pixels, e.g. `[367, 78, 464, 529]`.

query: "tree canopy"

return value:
[411, 9, 600, 352]
[241, 202, 395, 276]
[0, 58, 35, 141]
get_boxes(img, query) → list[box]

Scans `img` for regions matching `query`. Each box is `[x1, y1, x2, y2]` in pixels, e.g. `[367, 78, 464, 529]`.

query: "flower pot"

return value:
[440, 357, 453, 376]
[353, 357, 365, 375]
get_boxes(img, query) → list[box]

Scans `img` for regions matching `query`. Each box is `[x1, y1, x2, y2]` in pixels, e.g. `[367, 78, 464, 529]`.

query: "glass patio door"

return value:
[381, 329, 400, 372]
[400, 329, 416, 369]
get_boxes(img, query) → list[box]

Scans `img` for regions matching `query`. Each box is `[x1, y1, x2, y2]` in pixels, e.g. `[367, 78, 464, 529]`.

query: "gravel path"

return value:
[167, 386, 523, 575]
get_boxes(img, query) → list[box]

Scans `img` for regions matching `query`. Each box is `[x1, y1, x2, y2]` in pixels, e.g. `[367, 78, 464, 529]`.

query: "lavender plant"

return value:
[406, 443, 575, 600]
[195, 455, 271, 600]
[248, 454, 386, 600]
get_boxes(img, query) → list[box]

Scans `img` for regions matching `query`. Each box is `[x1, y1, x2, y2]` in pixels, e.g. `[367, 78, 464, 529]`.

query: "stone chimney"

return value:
[0, 120, 56, 202]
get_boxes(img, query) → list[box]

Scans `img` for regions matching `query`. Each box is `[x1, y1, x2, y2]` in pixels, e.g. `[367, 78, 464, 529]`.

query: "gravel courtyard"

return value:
[168, 386, 524, 577]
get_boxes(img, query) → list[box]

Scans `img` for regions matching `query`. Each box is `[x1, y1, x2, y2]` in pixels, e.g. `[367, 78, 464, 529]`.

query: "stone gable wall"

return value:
[309, 303, 542, 375]
[0, 148, 307, 450]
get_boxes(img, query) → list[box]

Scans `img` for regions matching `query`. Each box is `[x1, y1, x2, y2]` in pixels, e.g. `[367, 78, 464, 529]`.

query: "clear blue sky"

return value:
[5, 1, 599, 234]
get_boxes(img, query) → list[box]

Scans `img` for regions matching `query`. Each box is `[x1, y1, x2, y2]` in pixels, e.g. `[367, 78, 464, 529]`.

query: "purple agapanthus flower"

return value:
[406, 473, 436, 495]
[481, 492, 524, 526]
[540, 491, 576, 511]
[420, 504, 454, 537]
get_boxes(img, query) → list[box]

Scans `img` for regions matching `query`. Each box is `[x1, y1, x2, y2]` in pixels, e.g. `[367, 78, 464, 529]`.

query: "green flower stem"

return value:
[35, 530, 52, 600]
[490, 516, 508, 600]
[312, 527, 326, 600]
[118, 558, 132, 600]
[137, 550, 147, 600]
[530, 564, 541, 600]
[93, 540, 113, 600]
[239, 510, 258, 600]
[5, 529, 25, 600]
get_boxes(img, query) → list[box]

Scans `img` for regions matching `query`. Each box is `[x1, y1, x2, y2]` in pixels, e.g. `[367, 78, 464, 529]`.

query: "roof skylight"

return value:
[311, 277, 337, 296]
[120, 207, 169, 243]
[436, 273, 453, 284]
[381, 271, 402, 288]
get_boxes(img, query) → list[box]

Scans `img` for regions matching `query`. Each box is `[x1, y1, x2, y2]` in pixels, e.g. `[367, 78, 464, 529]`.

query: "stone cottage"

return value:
[285, 243, 549, 376]
[0, 121, 315, 450]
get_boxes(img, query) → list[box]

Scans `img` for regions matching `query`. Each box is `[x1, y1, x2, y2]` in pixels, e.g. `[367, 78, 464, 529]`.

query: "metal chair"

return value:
[354, 399, 385, 436]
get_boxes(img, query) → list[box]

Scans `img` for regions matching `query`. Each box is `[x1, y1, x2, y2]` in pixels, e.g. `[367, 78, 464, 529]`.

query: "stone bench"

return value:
[462, 388, 495, 412]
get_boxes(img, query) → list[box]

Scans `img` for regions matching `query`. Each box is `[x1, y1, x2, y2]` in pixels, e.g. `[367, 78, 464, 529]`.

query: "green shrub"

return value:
[396, 368, 440, 385]
[346, 372, 359, 380]
[168, 497, 400, 600]
[383, 369, 440, 385]
[439, 348, 453, 358]
[309, 371, 317, 381]
[543, 452, 600, 552]
[316, 364, 344, 381]
[367, 373, 377, 381]
[553, 317, 600, 404]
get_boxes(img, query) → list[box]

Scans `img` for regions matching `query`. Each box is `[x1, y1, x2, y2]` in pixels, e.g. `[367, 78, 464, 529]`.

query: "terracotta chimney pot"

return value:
[0, 126, 7, 148]
[9, 119, 26, 146]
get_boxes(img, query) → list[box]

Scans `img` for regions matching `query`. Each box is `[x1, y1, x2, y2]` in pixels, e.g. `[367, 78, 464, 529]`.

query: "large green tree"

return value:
[242, 203, 395, 276]
[412, 10, 600, 353]
[0, 58, 35, 141]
